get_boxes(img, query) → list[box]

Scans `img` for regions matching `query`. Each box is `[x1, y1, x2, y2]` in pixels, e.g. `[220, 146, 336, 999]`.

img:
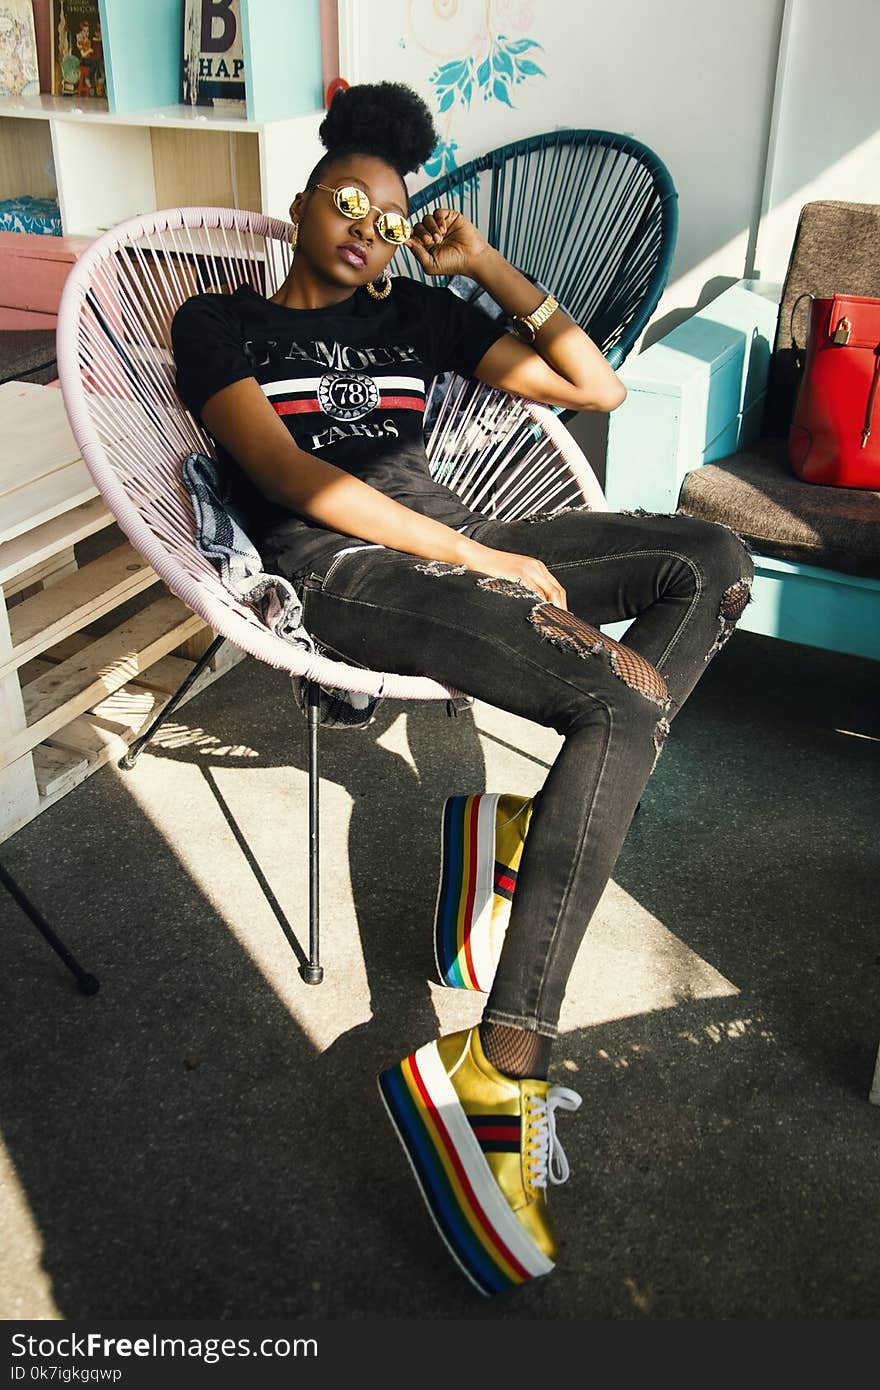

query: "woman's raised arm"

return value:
[407, 208, 626, 413]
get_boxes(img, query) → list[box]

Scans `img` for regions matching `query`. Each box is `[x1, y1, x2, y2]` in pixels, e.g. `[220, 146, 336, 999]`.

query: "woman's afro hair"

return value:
[317, 81, 438, 178]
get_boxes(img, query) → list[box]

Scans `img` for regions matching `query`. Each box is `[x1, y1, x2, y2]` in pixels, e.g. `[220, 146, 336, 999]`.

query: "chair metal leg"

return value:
[118, 635, 226, 769]
[299, 679, 324, 984]
[1, 861, 99, 996]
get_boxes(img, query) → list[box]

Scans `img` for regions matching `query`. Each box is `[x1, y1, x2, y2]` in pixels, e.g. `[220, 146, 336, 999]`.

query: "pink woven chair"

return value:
[56, 206, 606, 983]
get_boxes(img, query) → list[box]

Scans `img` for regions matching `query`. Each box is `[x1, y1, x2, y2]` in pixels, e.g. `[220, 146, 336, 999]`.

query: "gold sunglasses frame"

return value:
[314, 183, 412, 244]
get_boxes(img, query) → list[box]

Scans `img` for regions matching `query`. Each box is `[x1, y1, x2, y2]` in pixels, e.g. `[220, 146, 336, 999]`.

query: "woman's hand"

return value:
[469, 544, 568, 609]
[406, 207, 491, 279]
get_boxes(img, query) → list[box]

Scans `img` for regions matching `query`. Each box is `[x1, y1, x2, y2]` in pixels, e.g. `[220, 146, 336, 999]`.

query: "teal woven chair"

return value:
[396, 128, 678, 371]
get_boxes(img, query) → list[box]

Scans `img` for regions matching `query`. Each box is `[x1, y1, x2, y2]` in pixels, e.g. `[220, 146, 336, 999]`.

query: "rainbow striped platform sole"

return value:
[378, 1041, 554, 1297]
[434, 793, 532, 991]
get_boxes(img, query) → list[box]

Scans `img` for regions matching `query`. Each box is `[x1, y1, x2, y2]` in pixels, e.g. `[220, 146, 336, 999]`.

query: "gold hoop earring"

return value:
[366, 272, 392, 300]
[290, 220, 299, 254]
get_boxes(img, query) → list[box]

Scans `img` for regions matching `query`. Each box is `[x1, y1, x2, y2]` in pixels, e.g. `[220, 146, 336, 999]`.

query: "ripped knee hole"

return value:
[528, 603, 669, 707]
[706, 575, 753, 661]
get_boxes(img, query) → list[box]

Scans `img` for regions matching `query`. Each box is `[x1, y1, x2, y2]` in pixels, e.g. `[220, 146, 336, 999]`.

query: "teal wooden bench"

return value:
[605, 275, 880, 662]
[605, 201, 880, 1106]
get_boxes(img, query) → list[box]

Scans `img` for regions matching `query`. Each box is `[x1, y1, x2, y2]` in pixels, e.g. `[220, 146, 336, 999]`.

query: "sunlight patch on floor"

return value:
[149, 720, 261, 759]
[104, 697, 740, 1055]
[557, 879, 740, 1034]
[107, 754, 373, 1052]
[0, 1138, 60, 1320]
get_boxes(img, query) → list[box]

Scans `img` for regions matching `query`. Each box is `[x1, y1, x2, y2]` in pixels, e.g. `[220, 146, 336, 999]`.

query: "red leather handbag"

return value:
[788, 293, 880, 488]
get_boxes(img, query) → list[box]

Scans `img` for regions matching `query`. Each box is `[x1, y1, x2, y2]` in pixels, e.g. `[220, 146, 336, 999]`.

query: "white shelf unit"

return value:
[0, 94, 324, 237]
[0, 383, 244, 845]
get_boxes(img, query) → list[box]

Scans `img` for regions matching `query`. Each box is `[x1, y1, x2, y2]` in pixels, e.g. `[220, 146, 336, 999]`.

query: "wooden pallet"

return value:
[0, 381, 242, 844]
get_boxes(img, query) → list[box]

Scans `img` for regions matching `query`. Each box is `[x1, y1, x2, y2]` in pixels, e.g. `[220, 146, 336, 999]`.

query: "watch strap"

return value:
[512, 293, 559, 342]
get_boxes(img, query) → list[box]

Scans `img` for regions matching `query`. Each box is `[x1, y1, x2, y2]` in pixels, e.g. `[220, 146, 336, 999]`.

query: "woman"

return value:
[172, 81, 754, 1297]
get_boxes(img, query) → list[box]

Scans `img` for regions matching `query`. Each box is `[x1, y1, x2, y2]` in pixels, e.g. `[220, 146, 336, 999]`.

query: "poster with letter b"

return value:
[182, 0, 246, 109]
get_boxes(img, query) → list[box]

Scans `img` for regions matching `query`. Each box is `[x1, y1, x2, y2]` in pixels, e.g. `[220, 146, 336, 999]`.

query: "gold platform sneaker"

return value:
[434, 793, 533, 991]
[378, 1026, 581, 1296]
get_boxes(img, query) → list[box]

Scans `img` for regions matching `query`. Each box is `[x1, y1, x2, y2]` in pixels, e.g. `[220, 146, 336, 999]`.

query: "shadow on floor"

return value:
[1, 630, 878, 1318]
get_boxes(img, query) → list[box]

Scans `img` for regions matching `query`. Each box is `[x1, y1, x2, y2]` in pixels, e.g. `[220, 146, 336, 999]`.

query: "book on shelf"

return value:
[50, 0, 105, 99]
[0, 0, 40, 96]
[182, 0, 246, 110]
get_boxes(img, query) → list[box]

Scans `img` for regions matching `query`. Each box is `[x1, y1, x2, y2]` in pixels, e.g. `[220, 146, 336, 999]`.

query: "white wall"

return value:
[754, 0, 880, 283]
[338, 0, 879, 474]
[339, 0, 785, 336]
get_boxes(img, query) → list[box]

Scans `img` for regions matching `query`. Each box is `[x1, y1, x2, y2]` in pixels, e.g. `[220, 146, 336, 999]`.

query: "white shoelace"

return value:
[527, 1086, 582, 1189]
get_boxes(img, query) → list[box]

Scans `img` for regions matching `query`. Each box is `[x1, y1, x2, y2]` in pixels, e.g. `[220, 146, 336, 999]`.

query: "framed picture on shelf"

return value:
[182, 0, 246, 109]
[0, 0, 40, 96]
[50, 0, 105, 99]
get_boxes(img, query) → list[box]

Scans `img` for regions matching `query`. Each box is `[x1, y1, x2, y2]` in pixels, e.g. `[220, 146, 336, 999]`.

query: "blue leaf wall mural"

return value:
[407, 2, 547, 175]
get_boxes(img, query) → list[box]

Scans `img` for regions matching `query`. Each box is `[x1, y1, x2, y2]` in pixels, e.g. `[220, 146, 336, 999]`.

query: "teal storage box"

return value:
[0, 198, 62, 236]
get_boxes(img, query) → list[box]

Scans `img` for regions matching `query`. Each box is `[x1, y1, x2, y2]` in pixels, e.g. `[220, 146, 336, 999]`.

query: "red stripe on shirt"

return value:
[378, 395, 423, 410]
[271, 395, 423, 417]
[272, 398, 321, 416]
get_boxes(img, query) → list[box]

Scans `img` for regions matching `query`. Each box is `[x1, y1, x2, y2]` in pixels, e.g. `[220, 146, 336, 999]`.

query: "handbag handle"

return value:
[788, 291, 814, 372]
[862, 351, 880, 449]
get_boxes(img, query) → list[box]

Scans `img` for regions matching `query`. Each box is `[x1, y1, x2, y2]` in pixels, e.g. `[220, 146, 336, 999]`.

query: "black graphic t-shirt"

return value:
[171, 277, 508, 580]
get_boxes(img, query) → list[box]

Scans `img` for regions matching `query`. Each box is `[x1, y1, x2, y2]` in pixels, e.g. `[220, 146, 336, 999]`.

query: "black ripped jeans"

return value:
[296, 510, 754, 1037]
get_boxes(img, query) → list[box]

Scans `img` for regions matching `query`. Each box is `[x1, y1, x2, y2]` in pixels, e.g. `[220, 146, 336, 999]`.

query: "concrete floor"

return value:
[1, 627, 878, 1321]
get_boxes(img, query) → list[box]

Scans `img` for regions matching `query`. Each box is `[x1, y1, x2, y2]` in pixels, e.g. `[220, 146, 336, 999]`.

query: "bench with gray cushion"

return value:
[604, 200, 880, 661]
[605, 200, 880, 1108]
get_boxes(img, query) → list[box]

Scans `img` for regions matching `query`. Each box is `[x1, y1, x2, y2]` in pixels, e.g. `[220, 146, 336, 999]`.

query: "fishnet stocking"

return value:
[720, 577, 752, 620]
[479, 1022, 553, 1081]
[528, 605, 669, 705]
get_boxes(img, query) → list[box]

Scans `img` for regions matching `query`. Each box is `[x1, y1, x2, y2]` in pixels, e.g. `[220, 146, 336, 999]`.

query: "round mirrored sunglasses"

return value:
[315, 183, 412, 245]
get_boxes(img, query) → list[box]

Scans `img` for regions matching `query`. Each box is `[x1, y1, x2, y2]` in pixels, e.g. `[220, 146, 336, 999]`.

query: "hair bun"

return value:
[319, 81, 438, 176]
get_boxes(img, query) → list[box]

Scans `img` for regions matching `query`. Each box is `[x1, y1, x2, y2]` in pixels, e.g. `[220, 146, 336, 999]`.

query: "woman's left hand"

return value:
[406, 207, 491, 279]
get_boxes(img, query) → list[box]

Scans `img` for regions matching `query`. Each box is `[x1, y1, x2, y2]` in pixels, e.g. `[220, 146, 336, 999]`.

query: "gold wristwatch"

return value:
[511, 293, 559, 343]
